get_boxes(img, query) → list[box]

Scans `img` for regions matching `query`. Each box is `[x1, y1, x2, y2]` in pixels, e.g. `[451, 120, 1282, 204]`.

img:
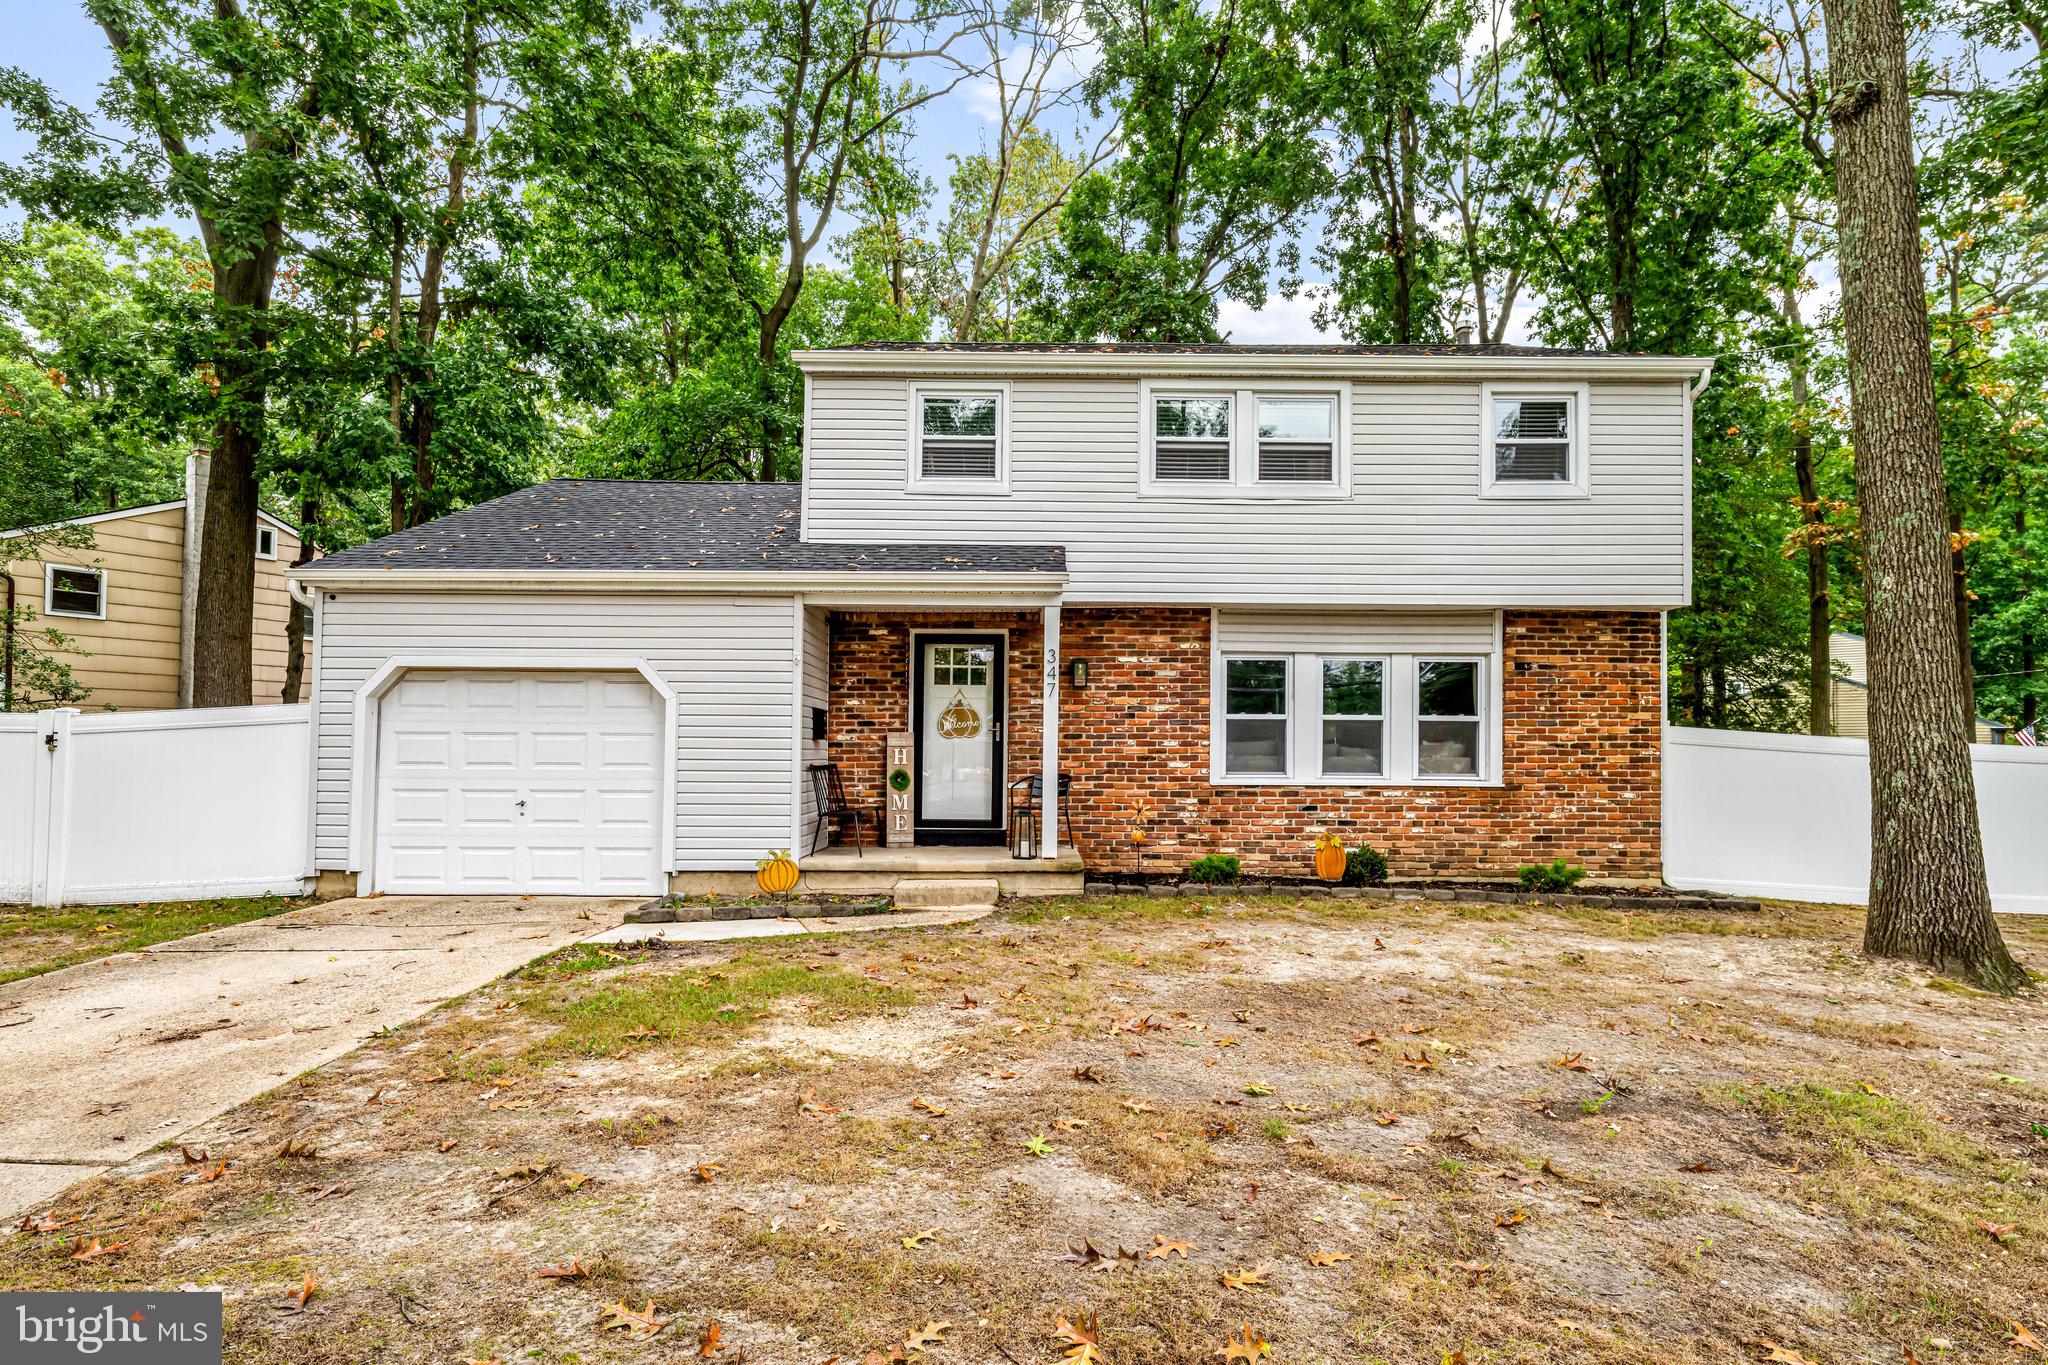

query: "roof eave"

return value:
[289, 566, 1069, 595]
[792, 348, 1715, 381]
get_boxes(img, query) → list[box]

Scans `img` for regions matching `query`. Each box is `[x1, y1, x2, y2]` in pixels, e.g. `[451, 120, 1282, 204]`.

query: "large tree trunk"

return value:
[1822, 0, 2021, 989]
[190, 245, 279, 709]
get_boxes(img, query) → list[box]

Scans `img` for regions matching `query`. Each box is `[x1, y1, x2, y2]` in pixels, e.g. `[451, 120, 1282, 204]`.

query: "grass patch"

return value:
[520, 956, 914, 1058]
[1728, 1081, 1991, 1169]
[0, 896, 311, 984]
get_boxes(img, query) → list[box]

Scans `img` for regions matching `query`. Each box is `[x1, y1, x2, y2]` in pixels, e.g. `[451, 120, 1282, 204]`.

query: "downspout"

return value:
[178, 448, 210, 708]
[4, 572, 15, 712]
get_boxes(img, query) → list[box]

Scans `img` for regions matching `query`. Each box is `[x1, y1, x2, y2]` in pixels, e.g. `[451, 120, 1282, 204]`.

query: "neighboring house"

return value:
[1826, 631, 2004, 744]
[3, 453, 311, 711]
[290, 341, 1711, 898]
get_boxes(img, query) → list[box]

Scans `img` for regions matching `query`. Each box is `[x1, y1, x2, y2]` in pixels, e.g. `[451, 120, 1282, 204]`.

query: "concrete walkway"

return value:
[0, 896, 633, 1222]
[581, 904, 996, 945]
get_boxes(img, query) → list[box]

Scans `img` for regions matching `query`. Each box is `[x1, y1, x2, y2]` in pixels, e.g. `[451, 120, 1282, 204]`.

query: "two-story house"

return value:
[289, 342, 1710, 898]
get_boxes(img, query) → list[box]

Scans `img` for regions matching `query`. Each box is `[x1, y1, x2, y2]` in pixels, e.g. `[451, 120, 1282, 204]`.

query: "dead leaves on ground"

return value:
[66, 1236, 129, 1262]
[866, 1320, 951, 1363]
[1221, 1266, 1270, 1292]
[1146, 1235, 1194, 1260]
[287, 1272, 320, 1310]
[1222, 1322, 1273, 1362]
[538, 1259, 588, 1280]
[2009, 1321, 2046, 1355]
[598, 1299, 672, 1341]
[1306, 1250, 1352, 1267]
[1054, 1311, 1104, 1363]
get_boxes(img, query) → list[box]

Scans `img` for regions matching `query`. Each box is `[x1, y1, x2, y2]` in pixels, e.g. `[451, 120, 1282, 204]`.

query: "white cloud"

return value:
[1217, 290, 1341, 344]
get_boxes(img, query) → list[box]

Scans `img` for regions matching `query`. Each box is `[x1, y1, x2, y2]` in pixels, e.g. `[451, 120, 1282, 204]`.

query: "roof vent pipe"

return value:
[1454, 325, 1473, 346]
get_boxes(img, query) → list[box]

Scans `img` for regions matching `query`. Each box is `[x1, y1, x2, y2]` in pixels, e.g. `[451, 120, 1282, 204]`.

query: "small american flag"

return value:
[2017, 725, 2038, 747]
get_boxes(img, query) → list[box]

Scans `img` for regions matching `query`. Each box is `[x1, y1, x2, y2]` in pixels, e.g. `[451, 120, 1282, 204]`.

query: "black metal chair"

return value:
[808, 763, 875, 857]
[1006, 772, 1073, 852]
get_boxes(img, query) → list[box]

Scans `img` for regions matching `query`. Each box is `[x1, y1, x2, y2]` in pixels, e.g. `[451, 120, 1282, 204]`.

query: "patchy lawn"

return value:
[6, 896, 2046, 1364]
[0, 895, 314, 984]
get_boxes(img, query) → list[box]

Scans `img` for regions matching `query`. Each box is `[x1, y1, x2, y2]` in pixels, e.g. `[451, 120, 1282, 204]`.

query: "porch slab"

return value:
[798, 844, 1085, 897]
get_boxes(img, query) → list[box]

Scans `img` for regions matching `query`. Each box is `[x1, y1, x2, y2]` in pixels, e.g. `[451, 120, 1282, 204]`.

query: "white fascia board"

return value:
[793, 349, 1718, 384]
[3, 499, 303, 541]
[287, 566, 1068, 597]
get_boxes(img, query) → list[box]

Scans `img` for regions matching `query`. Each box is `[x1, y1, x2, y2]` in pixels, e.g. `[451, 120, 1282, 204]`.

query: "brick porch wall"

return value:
[1056, 608, 1663, 880]
[826, 612, 1043, 834]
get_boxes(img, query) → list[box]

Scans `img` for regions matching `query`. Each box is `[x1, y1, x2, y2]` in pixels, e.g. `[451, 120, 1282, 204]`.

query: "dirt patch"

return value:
[5, 898, 2044, 1364]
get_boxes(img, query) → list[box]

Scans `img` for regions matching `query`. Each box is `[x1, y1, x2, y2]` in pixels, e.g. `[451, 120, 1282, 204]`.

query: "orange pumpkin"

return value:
[1313, 834, 1347, 882]
[756, 851, 800, 896]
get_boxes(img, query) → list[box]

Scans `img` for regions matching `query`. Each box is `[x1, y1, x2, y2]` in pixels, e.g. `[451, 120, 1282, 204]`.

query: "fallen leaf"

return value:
[1307, 1250, 1352, 1267]
[2009, 1321, 2045, 1354]
[1975, 1218, 2018, 1243]
[288, 1272, 320, 1310]
[1400, 1050, 1434, 1071]
[1120, 1099, 1159, 1115]
[1374, 1110, 1402, 1126]
[437, 1138, 458, 1153]
[1073, 1065, 1105, 1084]
[909, 1096, 948, 1117]
[1749, 1340, 1816, 1364]
[18, 1212, 81, 1233]
[1062, 1239, 1105, 1268]
[1678, 1160, 1718, 1174]
[561, 1172, 593, 1192]
[598, 1300, 673, 1341]
[1054, 1311, 1103, 1363]
[1554, 1052, 1591, 1072]
[67, 1237, 129, 1262]
[693, 1161, 723, 1183]
[1146, 1236, 1194, 1260]
[904, 1320, 952, 1352]
[180, 1159, 230, 1185]
[1495, 1208, 1527, 1228]
[699, 1320, 727, 1357]
[539, 1260, 588, 1279]
[1052, 1116, 1089, 1132]
[1222, 1322, 1272, 1362]
[1450, 1259, 1494, 1279]
[900, 1228, 939, 1249]
[1221, 1266, 1270, 1292]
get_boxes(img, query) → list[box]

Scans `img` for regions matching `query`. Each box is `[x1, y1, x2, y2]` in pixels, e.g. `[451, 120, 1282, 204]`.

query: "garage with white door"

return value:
[372, 670, 665, 896]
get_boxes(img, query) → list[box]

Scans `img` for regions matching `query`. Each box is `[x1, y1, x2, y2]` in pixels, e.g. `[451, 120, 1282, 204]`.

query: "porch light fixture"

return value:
[1069, 657, 1089, 688]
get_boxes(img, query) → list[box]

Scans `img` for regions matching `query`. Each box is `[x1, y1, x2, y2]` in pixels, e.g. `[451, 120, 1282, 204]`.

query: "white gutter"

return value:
[1689, 356, 1716, 399]
[289, 565, 1068, 595]
[794, 348, 1717, 383]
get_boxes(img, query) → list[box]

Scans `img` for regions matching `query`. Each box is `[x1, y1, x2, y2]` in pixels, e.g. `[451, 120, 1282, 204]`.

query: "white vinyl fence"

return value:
[0, 705, 312, 906]
[1664, 725, 2048, 914]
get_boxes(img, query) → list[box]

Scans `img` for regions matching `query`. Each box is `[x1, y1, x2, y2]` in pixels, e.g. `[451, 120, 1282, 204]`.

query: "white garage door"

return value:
[373, 671, 664, 895]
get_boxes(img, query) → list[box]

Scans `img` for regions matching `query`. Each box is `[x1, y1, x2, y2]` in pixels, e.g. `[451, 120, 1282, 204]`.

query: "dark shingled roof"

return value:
[311, 480, 1065, 575]
[821, 341, 1694, 360]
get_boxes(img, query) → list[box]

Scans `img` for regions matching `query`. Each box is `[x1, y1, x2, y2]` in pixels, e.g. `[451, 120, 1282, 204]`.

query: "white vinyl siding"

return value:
[1211, 610, 1502, 785]
[310, 591, 799, 872]
[799, 603, 830, 853]
[803, 375, 1690, 606]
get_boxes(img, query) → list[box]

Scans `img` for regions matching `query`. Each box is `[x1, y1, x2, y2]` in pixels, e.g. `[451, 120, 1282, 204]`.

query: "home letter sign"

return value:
[885, 732, 915, 848]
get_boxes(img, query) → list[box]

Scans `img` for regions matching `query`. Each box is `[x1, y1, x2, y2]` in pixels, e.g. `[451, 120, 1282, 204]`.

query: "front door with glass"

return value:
[914, 635, 1005, 842]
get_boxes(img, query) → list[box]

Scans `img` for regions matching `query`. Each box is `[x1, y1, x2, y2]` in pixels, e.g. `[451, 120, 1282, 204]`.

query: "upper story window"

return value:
[45, 564, 106, 619]
[1480, 382, 1589, 498]
[256, 525, 278, 559]
[1143, 383, 1345, 496]
[909, 384, 1009, 492]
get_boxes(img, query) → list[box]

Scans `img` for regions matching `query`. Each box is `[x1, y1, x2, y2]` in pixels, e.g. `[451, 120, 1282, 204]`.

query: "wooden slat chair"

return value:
[808, 763, 875, 856]
[1005, 772, 1073, 853]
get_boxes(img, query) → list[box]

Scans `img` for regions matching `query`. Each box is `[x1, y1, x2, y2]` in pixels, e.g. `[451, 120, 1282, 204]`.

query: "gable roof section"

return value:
[1, 499, 302, 542]
[302, 479, 1064, 578]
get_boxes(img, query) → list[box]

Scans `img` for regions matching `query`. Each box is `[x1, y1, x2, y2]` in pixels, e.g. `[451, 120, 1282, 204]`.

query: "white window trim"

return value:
[1479, 381, 1591, 499]
[907, 381, 1012, 495]
[1413, 655, 1490, 785]
[44, 562, 107, 620]
[1140, 380, 1349, 498]
[256, 525, 278, 559]
[1208, 633, 1501, 787]
[1218, 653, 1292, 779]
[1315, 655, 1390, 781]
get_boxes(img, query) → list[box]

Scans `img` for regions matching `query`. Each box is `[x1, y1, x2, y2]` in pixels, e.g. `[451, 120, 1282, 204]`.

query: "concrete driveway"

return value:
[0, 895, 632, 1222]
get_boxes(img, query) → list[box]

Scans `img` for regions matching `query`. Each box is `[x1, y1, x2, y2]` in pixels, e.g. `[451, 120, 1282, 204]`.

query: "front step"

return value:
[892, 877, 1000, 911]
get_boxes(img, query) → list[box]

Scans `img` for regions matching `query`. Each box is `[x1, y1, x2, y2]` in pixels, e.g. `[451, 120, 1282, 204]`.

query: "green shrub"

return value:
[1517, 858, 1588, 893]
[1342, 845, 1389, 886]
[1186, 854, 1242, 885]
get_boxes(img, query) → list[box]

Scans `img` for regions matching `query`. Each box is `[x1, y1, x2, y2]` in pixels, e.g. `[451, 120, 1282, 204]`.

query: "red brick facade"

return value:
[824, 607, 1663, 879]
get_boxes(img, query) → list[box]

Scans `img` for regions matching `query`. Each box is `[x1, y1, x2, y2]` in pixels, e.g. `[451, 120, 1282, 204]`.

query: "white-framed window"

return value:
[908, 383, 1010, 492]
[256, 525, 278, 559]
[45, 563, 107, 619]
[1319, 657, 1386, 777]
[1142, 382, 1346, 495]
[1221, 656, 1289, 776]
[1416, 657, 1486, 780]
[1480, 382, 1589, 497]
[1210, 628, 1499, 785]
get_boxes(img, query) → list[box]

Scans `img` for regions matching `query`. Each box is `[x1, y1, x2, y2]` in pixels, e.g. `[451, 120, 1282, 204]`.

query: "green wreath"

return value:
[889, 767, 912, 792]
